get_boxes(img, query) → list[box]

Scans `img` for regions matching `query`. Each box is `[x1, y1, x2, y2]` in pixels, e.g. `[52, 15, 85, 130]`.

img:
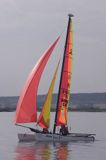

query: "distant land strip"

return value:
[0, 93, 106, 112]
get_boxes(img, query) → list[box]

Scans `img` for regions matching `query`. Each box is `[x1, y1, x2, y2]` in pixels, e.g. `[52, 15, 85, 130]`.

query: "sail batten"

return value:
[15, 36, 60, 123]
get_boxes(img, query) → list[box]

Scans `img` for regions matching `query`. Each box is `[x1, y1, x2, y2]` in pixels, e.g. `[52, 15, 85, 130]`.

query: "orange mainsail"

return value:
[37, 62, 59, 129]
[55, 16, 73, 126]
[15, 36, 60, 123]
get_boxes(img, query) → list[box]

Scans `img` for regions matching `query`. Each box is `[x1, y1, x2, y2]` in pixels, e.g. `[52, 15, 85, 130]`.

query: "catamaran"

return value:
[15, 14, 95, 142]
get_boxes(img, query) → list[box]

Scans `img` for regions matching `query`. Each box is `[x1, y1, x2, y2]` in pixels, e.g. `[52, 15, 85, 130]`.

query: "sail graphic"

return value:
[54, 16, 73, 127]
[15, 36, 60, 123]
[37, 61, 59, 129]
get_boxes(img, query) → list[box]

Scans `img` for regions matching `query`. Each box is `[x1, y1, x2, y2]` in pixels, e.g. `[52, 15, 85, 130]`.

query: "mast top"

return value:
[68, 14, 74, 18]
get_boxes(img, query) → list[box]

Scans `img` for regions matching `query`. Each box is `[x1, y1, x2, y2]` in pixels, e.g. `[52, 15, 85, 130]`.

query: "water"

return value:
[0, 112, 106, 160]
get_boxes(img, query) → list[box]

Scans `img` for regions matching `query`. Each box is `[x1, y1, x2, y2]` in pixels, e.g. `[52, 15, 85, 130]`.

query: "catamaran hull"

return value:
[18, 133, 36, 142]
[18, 132, 95, 142]
[35, 133, 95, 142]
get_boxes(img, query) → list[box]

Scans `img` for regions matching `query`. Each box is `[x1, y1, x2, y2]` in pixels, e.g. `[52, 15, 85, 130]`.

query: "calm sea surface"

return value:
[0, 112, 106, 160]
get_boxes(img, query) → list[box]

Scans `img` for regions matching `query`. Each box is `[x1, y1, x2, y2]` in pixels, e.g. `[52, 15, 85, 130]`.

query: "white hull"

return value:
[35, 133, 95, 142]
[18, 132, 95, 142]
[18, 133, 36, 142]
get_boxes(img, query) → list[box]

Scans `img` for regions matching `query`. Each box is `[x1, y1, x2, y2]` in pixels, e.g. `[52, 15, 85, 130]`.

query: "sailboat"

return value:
[15, 14, 95, 142]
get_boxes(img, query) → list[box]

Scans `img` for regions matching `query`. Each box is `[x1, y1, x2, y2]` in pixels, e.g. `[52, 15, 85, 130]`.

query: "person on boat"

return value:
[60, 125, 69, 136]
[42, 128, 49, 134]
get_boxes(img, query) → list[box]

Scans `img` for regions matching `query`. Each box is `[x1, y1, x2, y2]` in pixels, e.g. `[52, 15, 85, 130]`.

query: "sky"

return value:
[0, 0, 106, 96]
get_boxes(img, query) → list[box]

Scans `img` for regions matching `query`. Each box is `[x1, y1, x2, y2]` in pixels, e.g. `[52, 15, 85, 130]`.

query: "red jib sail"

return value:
[56, 17, 73, 126]
[15, 36, 60, 123]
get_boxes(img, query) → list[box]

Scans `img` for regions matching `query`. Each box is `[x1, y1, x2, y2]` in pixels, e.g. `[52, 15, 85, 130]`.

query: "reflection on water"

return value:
[15, 142, 70, 160]
[1, 112, 106, 160]
[15, 142, 36, 160]
[55, 143, 69, 160]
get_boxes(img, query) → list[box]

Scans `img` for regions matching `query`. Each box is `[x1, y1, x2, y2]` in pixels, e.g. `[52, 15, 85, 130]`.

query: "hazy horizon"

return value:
[0, 0, 106, 96]
[0, 92, 106, 98]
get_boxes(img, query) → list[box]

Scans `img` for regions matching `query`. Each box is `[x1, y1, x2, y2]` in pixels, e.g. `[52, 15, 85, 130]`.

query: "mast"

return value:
[53, 14, 74, 134]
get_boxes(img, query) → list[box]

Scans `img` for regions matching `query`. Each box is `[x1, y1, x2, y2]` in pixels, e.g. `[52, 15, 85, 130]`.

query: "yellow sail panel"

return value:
[56, 17, 73, 126]
[37, 62, 59, 128]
